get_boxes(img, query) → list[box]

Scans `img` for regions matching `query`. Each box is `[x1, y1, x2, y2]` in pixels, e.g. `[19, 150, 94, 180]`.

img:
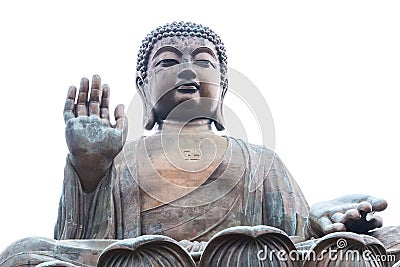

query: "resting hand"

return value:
[307, 194, 387, 237]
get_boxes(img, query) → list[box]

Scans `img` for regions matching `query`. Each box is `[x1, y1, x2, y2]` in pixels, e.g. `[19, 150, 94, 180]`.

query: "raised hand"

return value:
[64, 75, 128, 193]
[307, 194, 387, 238]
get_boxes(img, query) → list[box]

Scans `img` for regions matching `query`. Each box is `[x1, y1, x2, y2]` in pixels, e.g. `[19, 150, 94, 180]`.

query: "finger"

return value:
[334, 194, 376, 204]
[319, 216, 346, 234]
[357, 201, 373, 214]
[331, 212, 345, 223]
[76, 77, 89, 116]
[64, 86, 76, 123]
[367, 196, 388, 212]
[341, 209, 361, 224]
[100, 84, 110, 120]
[366, 214, 383, 229]
[114, 104, 127, 130]
[325, 223, 346, 234]
[88, 75, 102, 116]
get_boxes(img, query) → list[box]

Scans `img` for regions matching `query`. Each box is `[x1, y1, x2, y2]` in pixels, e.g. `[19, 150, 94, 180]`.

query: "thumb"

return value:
[114, 104, 128, 130]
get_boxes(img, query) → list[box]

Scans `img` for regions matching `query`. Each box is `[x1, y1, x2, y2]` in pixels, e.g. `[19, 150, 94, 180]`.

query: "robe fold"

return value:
[54, 136, 310, 242]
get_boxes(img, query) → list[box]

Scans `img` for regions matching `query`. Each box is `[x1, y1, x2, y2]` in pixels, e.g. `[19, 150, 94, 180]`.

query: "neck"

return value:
[156, 119, 213, 134]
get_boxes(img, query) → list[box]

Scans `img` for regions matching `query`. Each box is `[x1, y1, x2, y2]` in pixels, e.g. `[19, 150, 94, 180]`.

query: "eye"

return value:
[194, 59, 215, 68]
[155, 59, 179, 67]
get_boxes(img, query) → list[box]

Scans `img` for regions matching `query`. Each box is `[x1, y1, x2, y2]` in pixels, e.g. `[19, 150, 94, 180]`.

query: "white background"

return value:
[0, 1, 399, 252]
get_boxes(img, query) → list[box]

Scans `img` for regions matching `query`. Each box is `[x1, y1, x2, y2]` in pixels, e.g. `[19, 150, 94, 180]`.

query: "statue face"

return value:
[145, 36, 222, 123]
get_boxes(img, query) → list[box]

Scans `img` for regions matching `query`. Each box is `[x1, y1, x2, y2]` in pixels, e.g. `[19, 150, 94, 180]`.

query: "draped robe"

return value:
[54, 136, 309, 241]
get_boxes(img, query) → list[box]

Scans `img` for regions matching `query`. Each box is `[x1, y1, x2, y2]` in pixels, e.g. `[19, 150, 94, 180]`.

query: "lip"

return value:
[175, 82, 200, 93]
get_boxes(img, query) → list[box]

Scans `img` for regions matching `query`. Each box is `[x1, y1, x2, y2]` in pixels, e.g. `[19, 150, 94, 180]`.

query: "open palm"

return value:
[63, 75, 128, 192]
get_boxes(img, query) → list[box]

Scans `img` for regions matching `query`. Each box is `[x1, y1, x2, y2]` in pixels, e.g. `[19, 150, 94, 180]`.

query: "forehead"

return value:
[149, 36, 218, 58]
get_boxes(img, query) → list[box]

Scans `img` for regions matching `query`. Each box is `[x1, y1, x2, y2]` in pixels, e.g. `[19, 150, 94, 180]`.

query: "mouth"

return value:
[175, 82, 200, 94]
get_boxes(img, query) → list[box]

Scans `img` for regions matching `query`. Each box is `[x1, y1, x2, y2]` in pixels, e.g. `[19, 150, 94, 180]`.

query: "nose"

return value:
[178, 68, 196, 80]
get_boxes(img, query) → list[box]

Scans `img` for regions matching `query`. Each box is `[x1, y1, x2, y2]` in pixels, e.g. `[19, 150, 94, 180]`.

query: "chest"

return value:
[136, 134, 228, 211]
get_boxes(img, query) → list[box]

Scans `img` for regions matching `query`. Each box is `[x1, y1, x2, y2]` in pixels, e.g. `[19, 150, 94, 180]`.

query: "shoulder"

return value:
[228, 136, 276, 160]
[227, 137, 291, 175]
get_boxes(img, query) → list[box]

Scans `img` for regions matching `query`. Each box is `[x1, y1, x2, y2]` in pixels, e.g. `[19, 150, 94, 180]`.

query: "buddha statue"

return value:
[1, 21, 399, 267]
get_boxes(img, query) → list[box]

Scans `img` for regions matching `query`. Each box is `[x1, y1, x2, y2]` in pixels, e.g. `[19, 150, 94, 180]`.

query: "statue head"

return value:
[135, 21, 228, 131]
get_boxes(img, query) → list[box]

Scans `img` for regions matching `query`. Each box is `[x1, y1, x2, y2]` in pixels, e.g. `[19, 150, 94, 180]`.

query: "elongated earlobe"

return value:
[144, 109, 156, 130]
[214, 82, 228, 131]
[214, 102, 225, 131]
[136, 74, 156, 130]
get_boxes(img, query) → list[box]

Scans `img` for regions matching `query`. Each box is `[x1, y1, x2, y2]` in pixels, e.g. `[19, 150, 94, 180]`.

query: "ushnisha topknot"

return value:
[136, 21, 228, 95]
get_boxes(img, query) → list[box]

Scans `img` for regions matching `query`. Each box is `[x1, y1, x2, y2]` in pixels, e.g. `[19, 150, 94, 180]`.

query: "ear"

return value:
[143, 108, 156, 130]
[136, 73, 156, 130]
[214, 104, 225, 131]
[214, 87, 226, 131]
